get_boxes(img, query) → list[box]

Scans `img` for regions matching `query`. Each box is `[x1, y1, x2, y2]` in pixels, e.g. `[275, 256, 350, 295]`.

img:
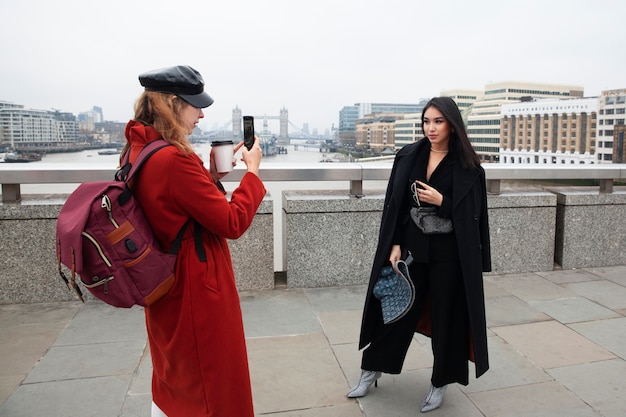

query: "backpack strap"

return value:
[116, 140, 207, 262]
[169, 220, 207, 262]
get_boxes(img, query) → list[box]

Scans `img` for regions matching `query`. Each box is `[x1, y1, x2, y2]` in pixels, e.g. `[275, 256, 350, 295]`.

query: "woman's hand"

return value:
[389, 245, 401, 273]
[240, 136, 262, 176]
[415, 180, 443, 207]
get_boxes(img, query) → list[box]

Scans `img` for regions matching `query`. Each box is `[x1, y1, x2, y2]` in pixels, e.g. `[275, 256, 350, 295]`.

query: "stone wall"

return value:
[1, 189, 625, 303]
[282, 190, 385, 287]
[281, 190, 560, 288]
[553, 190, 626, 269]
[0, 197, 273, 304]
[487, 192, 557, 274]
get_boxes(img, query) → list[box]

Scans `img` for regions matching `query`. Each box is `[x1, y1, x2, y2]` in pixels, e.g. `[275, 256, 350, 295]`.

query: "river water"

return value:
[8, 143, 391, 270]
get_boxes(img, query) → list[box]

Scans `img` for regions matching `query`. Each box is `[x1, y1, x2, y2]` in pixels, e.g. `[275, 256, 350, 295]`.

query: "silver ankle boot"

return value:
[346, 369, 382, 398]
[420, 384, 447, 412]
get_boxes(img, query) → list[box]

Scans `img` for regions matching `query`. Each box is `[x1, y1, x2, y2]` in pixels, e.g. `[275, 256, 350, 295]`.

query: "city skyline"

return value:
[1, 0, 624, 133]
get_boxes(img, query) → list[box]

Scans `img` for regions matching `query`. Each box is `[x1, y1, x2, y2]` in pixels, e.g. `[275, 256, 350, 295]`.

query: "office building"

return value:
[0, 102, 78, 149]
[393, 113, 422, 149]
[441, 89, 484, 121]
[597, 88, 626, 163]
[499, 97, 597, 165]
[339, 102, 426, 145]
[393, 92, 483, 149]
[355, 113, 403, 152]
[77, 106, 104, 132]
[467, 81, 584, 162]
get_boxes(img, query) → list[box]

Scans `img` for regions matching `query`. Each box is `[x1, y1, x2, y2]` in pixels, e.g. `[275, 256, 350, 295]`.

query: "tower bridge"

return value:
[230, 106, 314, 143]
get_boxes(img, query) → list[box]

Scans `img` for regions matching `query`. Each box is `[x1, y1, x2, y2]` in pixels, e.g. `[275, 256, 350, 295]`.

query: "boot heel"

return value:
[346, 370, 382, 398]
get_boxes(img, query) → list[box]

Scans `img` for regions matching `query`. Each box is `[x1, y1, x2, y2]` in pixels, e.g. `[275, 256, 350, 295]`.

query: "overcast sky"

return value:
[1, 0, 624, 134]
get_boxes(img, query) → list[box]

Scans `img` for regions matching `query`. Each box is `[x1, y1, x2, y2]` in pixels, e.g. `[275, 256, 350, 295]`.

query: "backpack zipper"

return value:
[101, 194, 120, 228]
[81, 232, 113, 267]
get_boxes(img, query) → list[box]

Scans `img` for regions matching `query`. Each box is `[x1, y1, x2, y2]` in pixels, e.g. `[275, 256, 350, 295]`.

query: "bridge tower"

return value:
[231, 107, 291, 143]
[279, 107, 289, 143]
[232, 106, 242, 138]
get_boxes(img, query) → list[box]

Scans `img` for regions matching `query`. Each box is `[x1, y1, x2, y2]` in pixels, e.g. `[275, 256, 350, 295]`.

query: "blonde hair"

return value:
[122, 91, 194, 157]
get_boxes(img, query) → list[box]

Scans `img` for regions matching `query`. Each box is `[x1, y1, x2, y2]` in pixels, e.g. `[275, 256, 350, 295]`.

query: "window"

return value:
[617, 108, 625, 114]
[617, 119, 625, 125]
[606, 109, 615, 115]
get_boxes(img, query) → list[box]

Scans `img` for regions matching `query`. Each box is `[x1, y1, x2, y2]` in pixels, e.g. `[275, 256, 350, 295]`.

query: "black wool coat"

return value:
[358, 138, 492, 378]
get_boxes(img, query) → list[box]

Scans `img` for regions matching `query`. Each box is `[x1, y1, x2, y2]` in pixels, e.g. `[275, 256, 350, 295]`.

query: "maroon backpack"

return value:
[55, 140, 202, 308]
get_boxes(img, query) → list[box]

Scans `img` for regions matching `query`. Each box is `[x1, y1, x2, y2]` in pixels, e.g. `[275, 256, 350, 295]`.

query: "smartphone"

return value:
[243, 116, 255, 150]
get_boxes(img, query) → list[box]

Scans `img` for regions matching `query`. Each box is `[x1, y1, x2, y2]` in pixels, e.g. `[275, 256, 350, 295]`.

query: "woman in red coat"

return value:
[348, 97, 491, 413]
[122, 65, 266, 417]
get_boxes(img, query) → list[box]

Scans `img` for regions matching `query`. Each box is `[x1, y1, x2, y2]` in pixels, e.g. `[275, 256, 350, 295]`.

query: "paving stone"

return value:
[468, 380, 601, 417]
[563, 280, 626, 310]
[492, 320, 616, 369]
[488, 273, 574, 301]
[569, 317, 626, 360]
[485, 295, 551, 327]
[529, 296, 619, 324]
[548, 359, 626, 417]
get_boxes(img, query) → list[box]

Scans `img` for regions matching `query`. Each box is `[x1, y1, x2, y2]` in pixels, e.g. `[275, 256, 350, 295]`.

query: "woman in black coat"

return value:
[347, 97, 491, 413]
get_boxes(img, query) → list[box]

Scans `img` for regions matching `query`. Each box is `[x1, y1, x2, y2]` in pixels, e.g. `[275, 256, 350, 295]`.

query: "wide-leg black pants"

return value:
[361, 260, 470, 386]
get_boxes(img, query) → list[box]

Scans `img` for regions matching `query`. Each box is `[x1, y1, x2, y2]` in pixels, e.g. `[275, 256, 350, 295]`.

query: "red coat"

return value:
[125, 121, 266, 416]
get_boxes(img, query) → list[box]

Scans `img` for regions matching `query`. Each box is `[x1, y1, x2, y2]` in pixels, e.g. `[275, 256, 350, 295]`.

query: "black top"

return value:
[394, 148, 458, 263]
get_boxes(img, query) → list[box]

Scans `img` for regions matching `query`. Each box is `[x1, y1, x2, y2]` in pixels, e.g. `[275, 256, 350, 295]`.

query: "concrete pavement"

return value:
[1, 265, 626, 416]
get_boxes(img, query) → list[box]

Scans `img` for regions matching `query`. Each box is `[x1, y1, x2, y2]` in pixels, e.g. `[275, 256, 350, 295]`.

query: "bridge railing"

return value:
[2, 163, 625, 203]
[1, 163, 625, 303]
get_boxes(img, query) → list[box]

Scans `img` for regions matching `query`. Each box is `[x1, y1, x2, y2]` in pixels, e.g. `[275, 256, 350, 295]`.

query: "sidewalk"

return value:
[1, 265, 625, 417]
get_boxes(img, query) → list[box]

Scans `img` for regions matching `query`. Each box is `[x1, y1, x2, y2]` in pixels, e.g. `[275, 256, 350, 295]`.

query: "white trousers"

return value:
[151, 401, 167, 417]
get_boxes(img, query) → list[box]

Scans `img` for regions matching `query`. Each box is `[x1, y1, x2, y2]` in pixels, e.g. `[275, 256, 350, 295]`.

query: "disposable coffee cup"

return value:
[211, 140, 234, 173]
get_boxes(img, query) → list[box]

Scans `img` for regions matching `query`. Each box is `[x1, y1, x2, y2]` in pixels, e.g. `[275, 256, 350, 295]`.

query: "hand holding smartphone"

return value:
[243, 116, 255, 150]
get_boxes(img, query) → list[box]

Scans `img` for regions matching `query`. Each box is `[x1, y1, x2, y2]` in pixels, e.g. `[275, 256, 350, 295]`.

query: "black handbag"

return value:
[410, 206, 453, 235]
[409, 182, 453, 235]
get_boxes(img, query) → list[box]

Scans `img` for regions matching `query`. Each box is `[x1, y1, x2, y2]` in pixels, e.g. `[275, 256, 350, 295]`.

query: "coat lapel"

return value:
[452, 162, 479, 209]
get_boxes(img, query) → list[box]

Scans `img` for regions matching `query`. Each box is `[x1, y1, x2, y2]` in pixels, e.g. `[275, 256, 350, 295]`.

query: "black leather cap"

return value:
[138, 65, 214, 108]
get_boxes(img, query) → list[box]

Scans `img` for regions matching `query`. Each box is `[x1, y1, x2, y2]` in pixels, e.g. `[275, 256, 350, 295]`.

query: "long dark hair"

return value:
[421, 97, 481, 169]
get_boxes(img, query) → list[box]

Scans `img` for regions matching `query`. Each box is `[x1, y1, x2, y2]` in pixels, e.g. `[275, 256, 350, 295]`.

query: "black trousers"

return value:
[361, 260, 470, 387]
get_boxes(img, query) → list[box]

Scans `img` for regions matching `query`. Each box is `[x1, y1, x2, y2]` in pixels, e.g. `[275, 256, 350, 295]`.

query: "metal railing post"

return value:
[2, 184, 21, 203]
[350, 179, 363, 197]
[599, 179, 614, 193]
